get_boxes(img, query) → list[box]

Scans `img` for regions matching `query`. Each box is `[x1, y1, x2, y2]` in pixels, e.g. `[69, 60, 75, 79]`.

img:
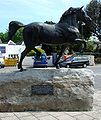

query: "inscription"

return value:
[31, 85, 53, 95]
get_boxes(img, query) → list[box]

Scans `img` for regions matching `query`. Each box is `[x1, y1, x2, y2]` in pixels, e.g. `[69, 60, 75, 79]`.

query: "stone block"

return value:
[0, 68, 94, 111]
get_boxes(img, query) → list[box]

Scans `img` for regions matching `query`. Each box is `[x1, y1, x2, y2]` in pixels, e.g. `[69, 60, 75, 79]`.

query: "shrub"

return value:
[94, 57, 101, 64]
[27, 48, 45, 56]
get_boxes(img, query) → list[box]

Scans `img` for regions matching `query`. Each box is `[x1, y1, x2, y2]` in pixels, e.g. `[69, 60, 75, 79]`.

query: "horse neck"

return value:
[59, 15, 78, 28]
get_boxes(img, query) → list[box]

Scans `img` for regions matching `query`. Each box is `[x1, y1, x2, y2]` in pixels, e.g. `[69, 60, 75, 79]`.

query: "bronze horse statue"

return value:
[7, 7, 95, 71]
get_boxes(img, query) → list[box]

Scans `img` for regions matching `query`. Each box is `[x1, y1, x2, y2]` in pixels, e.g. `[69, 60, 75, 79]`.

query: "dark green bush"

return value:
[27, 48, 45, 56]
[95, 57, 101, 64]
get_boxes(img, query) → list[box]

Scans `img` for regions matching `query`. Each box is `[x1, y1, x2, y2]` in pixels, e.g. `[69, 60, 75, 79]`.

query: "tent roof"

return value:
[8, 40, 16, 45]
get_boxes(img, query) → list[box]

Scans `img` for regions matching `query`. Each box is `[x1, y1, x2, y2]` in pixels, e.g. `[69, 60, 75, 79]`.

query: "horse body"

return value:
[7, 7, 96, 71]
[23, 22, 80, 46]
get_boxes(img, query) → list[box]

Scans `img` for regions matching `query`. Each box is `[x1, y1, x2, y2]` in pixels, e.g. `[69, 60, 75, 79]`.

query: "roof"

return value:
[8, 40, 16, 45]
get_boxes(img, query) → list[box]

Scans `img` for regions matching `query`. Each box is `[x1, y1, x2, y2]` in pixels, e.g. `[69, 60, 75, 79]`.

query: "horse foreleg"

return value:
[54, 45, 67, 69]
[83, 41, 86, 52]
[18, 48, 31, 71]
[79, 41, 86, 53]
[33, 48, 41, 57]
[75, 39, 86, 53]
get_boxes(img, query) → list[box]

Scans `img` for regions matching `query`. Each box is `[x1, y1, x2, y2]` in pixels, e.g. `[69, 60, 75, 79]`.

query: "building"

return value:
[0, 40, 25, 59]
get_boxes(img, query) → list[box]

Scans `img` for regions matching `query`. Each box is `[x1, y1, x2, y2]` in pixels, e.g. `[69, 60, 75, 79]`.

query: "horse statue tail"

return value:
[7, 21, 24, 40]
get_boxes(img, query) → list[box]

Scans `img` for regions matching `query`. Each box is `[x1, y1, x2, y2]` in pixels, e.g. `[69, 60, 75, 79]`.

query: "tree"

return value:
[85, 0, 101, 33]
[12, 28, 23, 43]
[86, 0, 98, 22]
[0, 28, 23, 43]
[0, 32, 8, 43]
[86, 41, 97, 52]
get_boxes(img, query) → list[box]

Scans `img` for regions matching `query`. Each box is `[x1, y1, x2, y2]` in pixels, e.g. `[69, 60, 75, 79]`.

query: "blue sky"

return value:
[0, 0, 91, 32]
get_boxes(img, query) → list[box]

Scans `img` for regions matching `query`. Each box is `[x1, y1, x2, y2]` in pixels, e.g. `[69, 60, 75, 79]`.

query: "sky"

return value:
[0, 0, 92, 32]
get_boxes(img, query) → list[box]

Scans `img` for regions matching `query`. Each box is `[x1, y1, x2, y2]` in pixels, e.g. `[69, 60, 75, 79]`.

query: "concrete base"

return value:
[0, 68, 94, 112]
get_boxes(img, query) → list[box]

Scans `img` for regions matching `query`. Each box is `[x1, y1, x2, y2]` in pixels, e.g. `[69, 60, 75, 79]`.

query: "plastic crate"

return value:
[4, 58, 17, 66]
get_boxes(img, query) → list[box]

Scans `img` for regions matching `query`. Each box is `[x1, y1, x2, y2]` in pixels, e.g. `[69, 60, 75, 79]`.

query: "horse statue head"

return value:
[59, 6, 96, 31]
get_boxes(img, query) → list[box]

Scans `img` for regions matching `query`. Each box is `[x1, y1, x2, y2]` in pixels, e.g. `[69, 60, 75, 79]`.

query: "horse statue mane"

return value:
[59, 7, 83, 23]
[7, 6, 96, 71]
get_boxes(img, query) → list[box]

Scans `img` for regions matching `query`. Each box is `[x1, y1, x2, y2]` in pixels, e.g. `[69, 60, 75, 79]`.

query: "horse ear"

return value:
[80, 6, 84, 10]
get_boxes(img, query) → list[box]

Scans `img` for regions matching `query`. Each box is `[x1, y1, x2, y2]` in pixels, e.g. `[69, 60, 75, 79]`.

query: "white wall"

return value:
[0, 44, 25, 58]
[22, 56, 34, 66]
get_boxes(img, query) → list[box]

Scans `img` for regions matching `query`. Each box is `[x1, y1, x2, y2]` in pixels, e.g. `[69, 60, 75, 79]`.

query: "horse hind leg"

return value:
[18, 48, 31, 71]
[54, 45, 67, 69]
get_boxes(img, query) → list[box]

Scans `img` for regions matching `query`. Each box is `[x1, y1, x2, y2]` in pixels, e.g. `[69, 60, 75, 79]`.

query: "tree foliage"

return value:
[12, 28, 23, 43]
[77, 0, 101, 40]
[0, 32, 8, 43]
[86, 40, 97, 52]
[0, 28, 23, 43]
[85, 0, 101, 22]
[27, 48, 45, 56]
[85, 0, 101, 32]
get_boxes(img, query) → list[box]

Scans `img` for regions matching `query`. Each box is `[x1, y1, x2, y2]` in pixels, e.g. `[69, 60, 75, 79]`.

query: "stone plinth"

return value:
[0, 68, 94, 111]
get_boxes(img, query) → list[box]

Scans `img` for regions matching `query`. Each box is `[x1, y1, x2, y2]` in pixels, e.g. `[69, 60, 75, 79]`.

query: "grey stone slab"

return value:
[0, 68, 94, 111]
[14, 112, 32, 118]
[0, 116, 20, 120]
[38, 115, 58, 120]
[74, 114, 95, 120]
[18, 115, 38, 120]
[56, 114, 76, 120]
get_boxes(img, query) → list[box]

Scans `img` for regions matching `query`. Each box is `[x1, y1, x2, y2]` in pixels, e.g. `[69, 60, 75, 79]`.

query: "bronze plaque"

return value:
[31, 85, 53, 95]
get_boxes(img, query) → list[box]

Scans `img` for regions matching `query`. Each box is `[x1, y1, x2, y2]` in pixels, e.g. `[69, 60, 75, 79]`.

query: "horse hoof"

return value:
[56, 67, 60, 69]
[20, 68, 23, 72]
[18, 64, 21, 69]
[56, 64, 60, 69]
